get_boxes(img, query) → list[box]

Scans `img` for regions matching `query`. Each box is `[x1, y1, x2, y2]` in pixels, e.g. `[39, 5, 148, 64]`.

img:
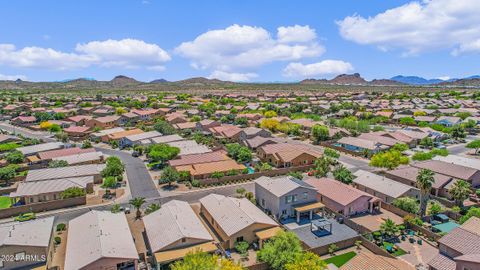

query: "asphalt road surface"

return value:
[96, 148, 160, 199]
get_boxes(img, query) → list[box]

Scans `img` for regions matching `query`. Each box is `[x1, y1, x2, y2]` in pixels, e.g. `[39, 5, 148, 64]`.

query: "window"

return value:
[293, 195, 298, 202]
[303, 192, 308, 199]
[15, 252, 25, 262]
[236, 236, 244, 243]
[285, 196, 293, 204]
[282, 210, 287, 216]
[182, 238, 186, 243]
[261, 199, 265, 207]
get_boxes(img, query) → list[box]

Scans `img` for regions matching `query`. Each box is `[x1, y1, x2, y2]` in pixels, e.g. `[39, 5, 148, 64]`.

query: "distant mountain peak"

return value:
[110, 75, 139, 85]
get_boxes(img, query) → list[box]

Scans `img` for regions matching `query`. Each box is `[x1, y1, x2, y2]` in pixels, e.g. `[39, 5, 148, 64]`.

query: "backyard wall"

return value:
[0, 196, 86, 219]
[197, 164, 314, 186]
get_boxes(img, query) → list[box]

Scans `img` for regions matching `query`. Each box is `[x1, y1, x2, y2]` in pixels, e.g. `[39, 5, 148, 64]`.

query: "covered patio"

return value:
[154, 242, 218, 269]
[293, 201, 325, 223]
[310, 218, 333, 237]
[255, 226, 283, 249]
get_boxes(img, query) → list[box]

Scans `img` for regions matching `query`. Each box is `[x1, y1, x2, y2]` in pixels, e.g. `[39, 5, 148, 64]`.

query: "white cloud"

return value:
[337, 0, 480, 55]
[208, 70, 258, 82]
[437, 76, 451, 81]
[277, 25, 317, 43]
[175, 24, 324, 72]
[283, 60, 354, 78]
[75, 39, 171, 68]
[0, 73, 27, 81]
[0, 44, 95, 70]
[0, 39, 170, 70]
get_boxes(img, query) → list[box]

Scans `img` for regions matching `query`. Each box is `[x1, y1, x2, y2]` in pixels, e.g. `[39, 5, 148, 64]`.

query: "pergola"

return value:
[310, 218, 333, 234]
[293, 201, 325, 223]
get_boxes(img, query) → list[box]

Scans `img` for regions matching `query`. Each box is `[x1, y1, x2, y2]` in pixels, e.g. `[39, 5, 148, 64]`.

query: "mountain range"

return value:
[1, 73, 480, 91]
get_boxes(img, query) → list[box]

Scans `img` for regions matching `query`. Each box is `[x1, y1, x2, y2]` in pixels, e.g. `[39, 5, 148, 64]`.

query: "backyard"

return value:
[324, 251, 357, 267]
[0, 196, 11, 209]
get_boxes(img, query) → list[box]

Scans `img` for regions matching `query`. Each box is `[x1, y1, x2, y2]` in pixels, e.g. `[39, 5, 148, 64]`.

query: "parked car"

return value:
[14, 212, 36, 222]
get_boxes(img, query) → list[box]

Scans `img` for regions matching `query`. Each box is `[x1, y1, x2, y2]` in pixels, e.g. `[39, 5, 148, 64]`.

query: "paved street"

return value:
[0, 122, 55, 142]
[96, 148, 160, 199]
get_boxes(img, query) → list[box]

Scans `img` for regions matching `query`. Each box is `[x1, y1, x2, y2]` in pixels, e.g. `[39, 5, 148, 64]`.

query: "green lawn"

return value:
[324, 251, 357, 267]
[383, 242, 407, 257]
[0, 142, 20, 152]
[0, 196, 12, 209]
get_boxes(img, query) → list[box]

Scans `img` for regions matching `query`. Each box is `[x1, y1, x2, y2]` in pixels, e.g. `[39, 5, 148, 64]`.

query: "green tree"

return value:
[111, 204, 121, 213]
[311, 125, 329, 143]
[399, 117, 415, 126]
[153, 120, 176, 135]
[129, 197, 146, 219]
[288, 171, 303, 180]
[257, 231, 303, 270]
[285, 252, 327, 270]
[101, 156, 125, 178]
[81, 140, 92, 149]
[380, 218, 399, 237]
[416, 168, 435, 217]
[419, 137, 434, 149]
[60, 187, 86, 199]
[429, 201, 443, 215]
[323, 148, 340, 159]
[148, 144, 180, 162]
[0, 165, 18, 185]
[451, 125, 466, 140]
[171, 250, 244, 270]
[466, 140, 480, 155]
[392, 197, 419, 214]
[391, 143, 409, 152]
[145, 203, 161, 215]
[236, 147, 252, 163]
[450, 180, 471, 207]
[48, 160, 69, 168]
[102, 176, 117, 189]
[160, 166, 179, 186]
[412, 151, 433, 161]
[460, 207, 480, 224]
[369, 150, 409, 170]
[332, 165, 354, 184]
[313, 157, 331, 178]
[5, 150, 24, 164]
[234, 241, 249, 258]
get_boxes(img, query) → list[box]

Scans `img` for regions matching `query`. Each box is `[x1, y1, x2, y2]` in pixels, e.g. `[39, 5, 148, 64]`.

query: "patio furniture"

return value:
[409, 237, 415, 243]
[417, 239, 422, 245]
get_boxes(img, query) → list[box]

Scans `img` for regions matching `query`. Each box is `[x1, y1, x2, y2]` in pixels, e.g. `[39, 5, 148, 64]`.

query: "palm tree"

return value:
[129, 197, 146, 219]
[416, 168, 435, 217]
[380, 218, 399, 238]
[450, 180, 471, 207]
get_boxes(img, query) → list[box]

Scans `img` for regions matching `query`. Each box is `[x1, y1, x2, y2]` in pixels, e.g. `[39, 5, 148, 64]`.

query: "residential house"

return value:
[103, 128, 144, 143]
[167, 140, 212, 156]
[385, 166, 454, 199]
[143, 200, 215, 269]
[209, 125, 242, 141]
[337, 137, 389, 155]
[257, 143, 322, 168]
[10, 176, 93, 205]
[85, 115, 120, 129]
[62, 126, 92, 140]
[119, 112, 140, 125]
[255, 176, 321, 221]
[353, 170, 420, 204]
[428, 217, 480, 270]
[52, 151, 104, 166]
[120, 131, 162, 148]
[304, 177, 380, 217]
[199, 194, 279, 249]
[17, 142, 64, 157]
[436, 116, 462, 127]
[11, 116, 37, 127]
[433, 155, 480, 171]
[341, 251, 414, 270]
[242, 136, 287, 150]
[90, 127, 125, 141]
[238, 127, 271, 141]
[412, 160, 480, 187]
[25, 164, 106, 184]
[0, 217, 54, 270]
[196, 119, 220, 132]
[64, 211, 138, 270]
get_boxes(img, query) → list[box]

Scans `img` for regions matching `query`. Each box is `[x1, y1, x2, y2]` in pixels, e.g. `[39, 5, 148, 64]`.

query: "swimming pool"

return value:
[433, 221, 460, 233]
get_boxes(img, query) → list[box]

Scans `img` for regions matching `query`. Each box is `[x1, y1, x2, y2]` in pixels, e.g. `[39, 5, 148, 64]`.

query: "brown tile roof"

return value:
[427, 254, 456, 270]
[304, 177, 376, 207]
[91, 115, 120, 123]
[168, 151, 228, 167]
[412, 160, 479, 181]
[38, 147, 95, 160]
[385, 166, 453, 189]
[175, 159, 245, 176]
[107, 128, 144, 140]
[340, 251, 414, 270]
[63, 126, 91, 133]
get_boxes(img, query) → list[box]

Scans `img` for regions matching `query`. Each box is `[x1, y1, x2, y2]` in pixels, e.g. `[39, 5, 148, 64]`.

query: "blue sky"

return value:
[1, 0, 479, 82]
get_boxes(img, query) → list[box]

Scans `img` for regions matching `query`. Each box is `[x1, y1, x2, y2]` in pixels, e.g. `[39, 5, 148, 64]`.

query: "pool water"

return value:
[247, 166, 255, 174]
[433, 221, 460, 233]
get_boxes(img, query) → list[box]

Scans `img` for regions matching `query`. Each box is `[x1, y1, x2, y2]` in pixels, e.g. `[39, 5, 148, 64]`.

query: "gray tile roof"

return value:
[143, 200, 213, 252]
[26, 164, 105, 182]
[254, 176, 315, 197]
[0, 217, 54, 247]
[353, 170, 418, 198]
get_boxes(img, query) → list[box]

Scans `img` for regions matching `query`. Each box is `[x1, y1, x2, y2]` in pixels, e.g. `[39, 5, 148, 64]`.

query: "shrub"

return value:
[60, 187, 86, 199]
[393, 197, 419, 214]
[324, 148, 340, 159]
[56, 223, 66, 231]
[54, 236, 61, 245]
[412, 151, 433, 161]
[191, 180, 200, 187]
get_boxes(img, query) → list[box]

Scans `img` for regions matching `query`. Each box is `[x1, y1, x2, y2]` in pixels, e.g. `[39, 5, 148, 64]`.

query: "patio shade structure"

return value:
[293, 201, 325, 223]
[310, 218, 333, 234]
[154, 242, 217, 266]
[255, 227, 283, 248]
